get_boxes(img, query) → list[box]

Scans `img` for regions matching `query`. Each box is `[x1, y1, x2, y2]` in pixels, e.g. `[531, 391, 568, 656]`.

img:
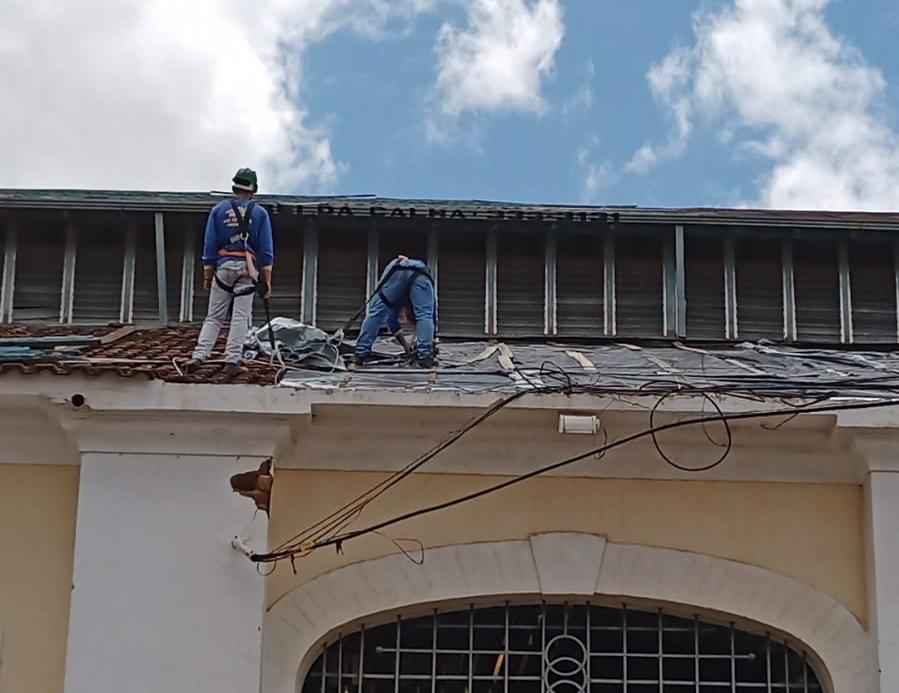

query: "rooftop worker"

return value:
[354, 255, 437, 368]
[183, 168, 274, 380]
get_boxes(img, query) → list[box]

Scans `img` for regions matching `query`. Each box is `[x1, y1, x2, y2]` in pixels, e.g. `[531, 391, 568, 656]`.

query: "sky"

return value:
[3, 0, 899, 211]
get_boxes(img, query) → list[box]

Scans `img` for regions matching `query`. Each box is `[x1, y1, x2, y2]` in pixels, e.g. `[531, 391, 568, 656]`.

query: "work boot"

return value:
[181, 358, 203, 374]
[351, 354, 371, 368]
[222, 362, 247, 382]
[416, 355, 436, 369]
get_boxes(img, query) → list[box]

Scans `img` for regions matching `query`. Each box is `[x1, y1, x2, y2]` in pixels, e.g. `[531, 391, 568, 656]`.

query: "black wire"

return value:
[252, 396, 899, 563]
[649, 390, 732, 472]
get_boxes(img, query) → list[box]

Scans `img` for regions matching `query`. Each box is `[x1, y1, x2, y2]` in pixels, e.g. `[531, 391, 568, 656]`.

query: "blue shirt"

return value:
[202, 198, 274, 268]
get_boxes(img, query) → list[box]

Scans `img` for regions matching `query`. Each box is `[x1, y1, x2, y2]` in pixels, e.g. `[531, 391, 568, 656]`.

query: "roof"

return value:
[0, 325, 278, 385]
[2, 188, 899, 231]
[3, 324, 899, 400]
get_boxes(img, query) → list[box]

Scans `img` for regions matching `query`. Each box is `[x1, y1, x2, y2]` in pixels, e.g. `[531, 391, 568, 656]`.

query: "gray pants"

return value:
[192, 264, 255, 364]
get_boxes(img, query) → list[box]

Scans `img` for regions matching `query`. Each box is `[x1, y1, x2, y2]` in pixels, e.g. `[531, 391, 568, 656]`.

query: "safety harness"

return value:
[376, 262, 434, 310]
[211, 199, 277, 354]
[213, 200, 260, 297]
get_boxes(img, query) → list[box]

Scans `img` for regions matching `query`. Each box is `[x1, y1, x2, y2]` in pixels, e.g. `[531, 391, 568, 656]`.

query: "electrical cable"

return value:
[252, 394, 899, 565]
[267, 386, 554, 559]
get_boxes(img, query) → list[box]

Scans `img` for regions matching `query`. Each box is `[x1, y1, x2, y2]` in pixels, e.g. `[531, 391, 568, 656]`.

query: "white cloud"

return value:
[577, 137, 615, 202]
[0, 0, 433, 192]
[562, 59, 595, 115]
[629, 0, 899, 211]
[428, 0, 565, 140]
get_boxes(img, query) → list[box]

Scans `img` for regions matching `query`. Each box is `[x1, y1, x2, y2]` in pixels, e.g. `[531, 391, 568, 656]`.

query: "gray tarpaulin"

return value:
[247, 318, 346, 371]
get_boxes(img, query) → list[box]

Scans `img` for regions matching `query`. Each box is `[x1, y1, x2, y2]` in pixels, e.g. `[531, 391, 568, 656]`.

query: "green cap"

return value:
[232, 167, 258, 192]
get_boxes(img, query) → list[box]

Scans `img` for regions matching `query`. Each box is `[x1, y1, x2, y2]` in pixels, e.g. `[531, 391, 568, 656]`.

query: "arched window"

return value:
[302, 603, 825, 693]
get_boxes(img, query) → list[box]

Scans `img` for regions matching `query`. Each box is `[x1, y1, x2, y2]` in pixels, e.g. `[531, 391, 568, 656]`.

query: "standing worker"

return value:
[183, 168, 274, 380]
[354, 255, 437, 368]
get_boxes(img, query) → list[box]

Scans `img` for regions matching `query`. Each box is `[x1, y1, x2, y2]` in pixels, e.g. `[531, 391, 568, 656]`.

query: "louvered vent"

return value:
[72, 219, 124, 323]
[794, 239, 840, 342]
[497, 231, 544, 337]
[685, 231, 725, 339]
[163, 213, 200, 322]
[734, 237, 783, 340]
[12, 213, 64, 322]
[615, 230, 663, 337]
[191, 226, 209, 324]
[850, 241, 896, 343]
[556, 233, 604, 337]
[378, 227, 428, 273]
[264, 222, 302, 323]
[437, 229, 486, 337]
[316, 226, 366, 330]
[132, 220, 160, 323]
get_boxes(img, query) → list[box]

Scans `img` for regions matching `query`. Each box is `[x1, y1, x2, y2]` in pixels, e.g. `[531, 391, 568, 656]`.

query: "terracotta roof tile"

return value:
[0, 325, 279, 385]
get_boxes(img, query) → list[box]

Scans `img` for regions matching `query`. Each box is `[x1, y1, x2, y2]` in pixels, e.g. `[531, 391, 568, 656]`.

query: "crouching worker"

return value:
[354, 256, 437, 368]
[183, 168, 274, 380]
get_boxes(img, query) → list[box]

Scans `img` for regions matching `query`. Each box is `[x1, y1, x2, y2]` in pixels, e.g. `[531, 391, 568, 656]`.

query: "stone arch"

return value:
[262, 534, 871, 693]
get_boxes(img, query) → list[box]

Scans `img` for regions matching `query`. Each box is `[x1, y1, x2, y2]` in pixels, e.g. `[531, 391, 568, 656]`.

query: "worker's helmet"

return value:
[232, 167, 258, 193]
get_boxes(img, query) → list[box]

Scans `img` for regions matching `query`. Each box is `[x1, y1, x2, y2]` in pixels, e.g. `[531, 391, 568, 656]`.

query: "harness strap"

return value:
[228, 199, 256, 240]
[214, 273, 257, 297]
[377, 266, 434, 309]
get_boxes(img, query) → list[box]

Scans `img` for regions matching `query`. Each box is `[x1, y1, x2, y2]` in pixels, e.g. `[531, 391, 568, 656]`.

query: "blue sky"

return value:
[300, 0, 899, 208]
[5, 0, 899, 210]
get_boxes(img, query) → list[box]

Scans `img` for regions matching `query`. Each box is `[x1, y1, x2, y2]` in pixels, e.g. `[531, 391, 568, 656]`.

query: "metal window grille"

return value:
[794, 239, 840, 343]
[734, 237, 784, 341]
[615, 230, 664, 337]
[497, 231, 545, 338]
[302, 603, 824, 693]
[555, 233, 604, 337]
[684, 231, 726, 340]
[849, 240, 897, 343]
[437, 230, 487, 337]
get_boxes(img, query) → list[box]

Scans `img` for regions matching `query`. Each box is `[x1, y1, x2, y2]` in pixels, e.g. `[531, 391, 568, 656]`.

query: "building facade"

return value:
[0, 190, 898, 693]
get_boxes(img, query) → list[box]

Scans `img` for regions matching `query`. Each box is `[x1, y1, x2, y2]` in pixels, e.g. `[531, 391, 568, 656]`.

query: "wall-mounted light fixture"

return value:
[558, 414, 599, 435]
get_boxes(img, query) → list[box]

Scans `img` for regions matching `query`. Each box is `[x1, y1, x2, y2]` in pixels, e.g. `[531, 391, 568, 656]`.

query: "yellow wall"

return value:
[0, 465, 78, 693]
[269, 471, 866, 621]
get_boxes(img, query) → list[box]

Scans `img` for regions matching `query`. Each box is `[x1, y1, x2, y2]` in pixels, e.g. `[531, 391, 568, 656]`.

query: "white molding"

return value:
[263, 536, 871, 693]
[529, 532, 605, 595]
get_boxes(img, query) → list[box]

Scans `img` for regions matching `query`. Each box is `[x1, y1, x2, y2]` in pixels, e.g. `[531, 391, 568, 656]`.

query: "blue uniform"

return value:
[202, 198, 274, 268]
[355, 258, 437, 360]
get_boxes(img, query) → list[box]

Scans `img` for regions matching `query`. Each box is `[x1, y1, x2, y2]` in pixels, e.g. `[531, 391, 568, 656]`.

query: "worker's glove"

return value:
[203, 265, 214, 291]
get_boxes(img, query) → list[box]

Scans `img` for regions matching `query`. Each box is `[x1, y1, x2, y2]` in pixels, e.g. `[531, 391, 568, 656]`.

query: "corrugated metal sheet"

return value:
[615, 230, 664, 337]
[72, 222, 124, 323]
[377, 227, 428, 273]
[12, 217, 64, 322]
[556, 233, 604, 337]
[735, 237, 784, 341]
[265, 224, 303, 323]
[685, 231, 726, 339]
[316, 227, 366, 330]
[794, 239, 841, 342]
[850, 240, 897, 343]
[497, 231, 544, 337]
[164, 213, 198, 322]
[436, 230, 486, 337]
[133, 223, 160, 322]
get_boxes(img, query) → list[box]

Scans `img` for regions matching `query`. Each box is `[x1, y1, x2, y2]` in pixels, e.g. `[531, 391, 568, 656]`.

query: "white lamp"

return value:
[558, 414, 599, 435]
